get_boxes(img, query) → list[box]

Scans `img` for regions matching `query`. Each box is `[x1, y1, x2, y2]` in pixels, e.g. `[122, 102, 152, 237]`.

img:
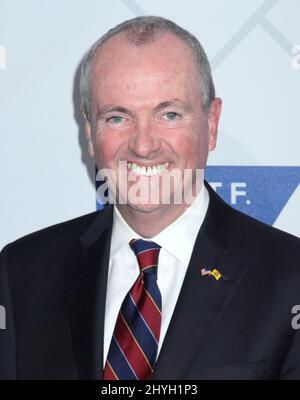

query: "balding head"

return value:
[80, 16, 215, 118]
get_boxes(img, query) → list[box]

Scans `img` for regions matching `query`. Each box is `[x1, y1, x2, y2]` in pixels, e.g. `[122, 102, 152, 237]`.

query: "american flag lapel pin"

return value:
[201, 268, 212, 277]
[201, 267, 228, 281]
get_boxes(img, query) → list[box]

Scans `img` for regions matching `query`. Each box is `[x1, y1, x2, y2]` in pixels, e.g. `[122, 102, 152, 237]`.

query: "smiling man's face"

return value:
[84, 30, 221, 222]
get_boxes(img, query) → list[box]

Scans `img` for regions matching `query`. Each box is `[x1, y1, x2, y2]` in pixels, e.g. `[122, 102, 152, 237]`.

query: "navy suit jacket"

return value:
[1, 182, 300, 379]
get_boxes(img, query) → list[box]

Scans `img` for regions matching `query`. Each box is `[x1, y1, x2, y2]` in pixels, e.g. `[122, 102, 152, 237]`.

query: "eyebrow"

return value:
[153, 99, 193, 113]
[96, 106, 131, 120]
[96, 99, 192, 120]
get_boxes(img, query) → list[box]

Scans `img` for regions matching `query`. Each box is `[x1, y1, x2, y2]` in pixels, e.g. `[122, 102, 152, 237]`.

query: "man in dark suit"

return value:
[1, 16, 300, 380]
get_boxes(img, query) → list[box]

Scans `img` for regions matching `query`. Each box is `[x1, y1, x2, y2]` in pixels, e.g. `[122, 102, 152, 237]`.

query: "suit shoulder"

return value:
[209, 185, 300, 254]
[1, 207, 111, 258]
[206, 182, 300, 254]
[236, 208, 300, 250]
[228, 207, 300, 278]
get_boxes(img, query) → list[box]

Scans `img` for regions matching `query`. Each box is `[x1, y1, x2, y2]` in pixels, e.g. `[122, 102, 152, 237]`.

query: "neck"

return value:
[115, 180, 205, 237]
[116, 202, 191, 238]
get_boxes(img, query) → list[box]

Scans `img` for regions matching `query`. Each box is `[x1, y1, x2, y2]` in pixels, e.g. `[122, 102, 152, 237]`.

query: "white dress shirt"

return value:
[103, 186, 209, 367]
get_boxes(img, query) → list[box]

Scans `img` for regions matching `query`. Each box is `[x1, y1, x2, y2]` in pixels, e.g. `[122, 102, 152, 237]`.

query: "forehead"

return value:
[88, 32, 202, 112]
[90, 31, 199, 84]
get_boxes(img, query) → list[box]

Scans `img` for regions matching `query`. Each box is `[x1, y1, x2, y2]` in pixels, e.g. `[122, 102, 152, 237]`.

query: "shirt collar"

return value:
[110, 186, 209, 266]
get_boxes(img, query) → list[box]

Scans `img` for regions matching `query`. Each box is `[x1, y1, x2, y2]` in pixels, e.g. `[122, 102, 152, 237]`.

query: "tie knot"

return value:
[129, 239, 161, 276]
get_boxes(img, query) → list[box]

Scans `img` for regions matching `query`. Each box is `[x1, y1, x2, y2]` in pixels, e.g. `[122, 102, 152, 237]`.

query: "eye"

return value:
[107, 115, 124, 124]
[163, 112, 181, 121]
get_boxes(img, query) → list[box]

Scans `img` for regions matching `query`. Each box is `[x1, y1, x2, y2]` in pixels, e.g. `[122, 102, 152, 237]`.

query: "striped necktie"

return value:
[103, 239, 162, 380]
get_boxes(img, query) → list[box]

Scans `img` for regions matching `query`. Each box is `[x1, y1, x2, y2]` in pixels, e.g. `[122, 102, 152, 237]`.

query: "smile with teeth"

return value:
[127, 162, 170, 176]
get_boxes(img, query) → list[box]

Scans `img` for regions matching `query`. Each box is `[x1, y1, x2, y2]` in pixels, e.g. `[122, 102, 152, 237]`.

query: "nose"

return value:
[128, 119, 161, 159]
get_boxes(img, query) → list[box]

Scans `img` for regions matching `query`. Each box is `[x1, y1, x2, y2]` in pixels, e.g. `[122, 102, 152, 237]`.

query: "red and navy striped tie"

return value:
[103, 239, 162, 380]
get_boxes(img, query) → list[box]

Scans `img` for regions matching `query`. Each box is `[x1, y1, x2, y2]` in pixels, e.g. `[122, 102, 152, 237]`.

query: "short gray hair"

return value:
[80, 16, 215, 117]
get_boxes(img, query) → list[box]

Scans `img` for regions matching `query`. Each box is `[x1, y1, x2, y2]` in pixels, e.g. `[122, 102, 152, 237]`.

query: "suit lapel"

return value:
[152, 183, 249, 379]
[64, 183, 249, 380]
[64, 205, 113, 380]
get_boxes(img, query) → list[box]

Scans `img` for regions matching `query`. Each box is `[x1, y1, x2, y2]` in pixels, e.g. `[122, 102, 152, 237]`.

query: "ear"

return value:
[207, 98, 222, 151]
[82, 111, 95, 158]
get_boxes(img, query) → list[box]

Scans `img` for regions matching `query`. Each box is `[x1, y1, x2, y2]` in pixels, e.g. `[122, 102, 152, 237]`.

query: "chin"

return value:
[126, 201, 166, 214]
